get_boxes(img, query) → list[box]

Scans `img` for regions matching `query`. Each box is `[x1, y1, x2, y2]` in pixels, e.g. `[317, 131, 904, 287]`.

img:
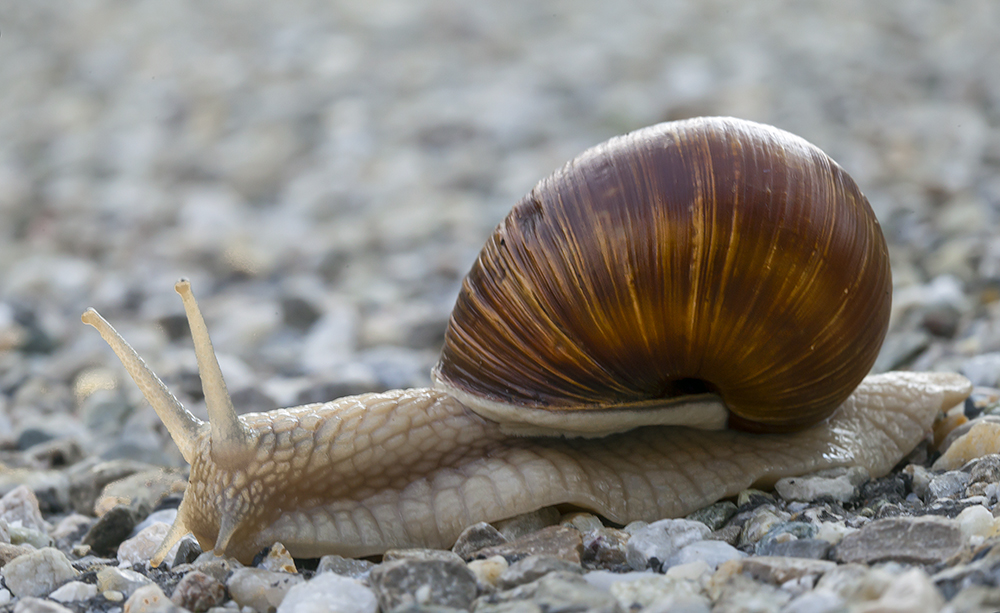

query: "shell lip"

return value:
[432, 369, 730, 437]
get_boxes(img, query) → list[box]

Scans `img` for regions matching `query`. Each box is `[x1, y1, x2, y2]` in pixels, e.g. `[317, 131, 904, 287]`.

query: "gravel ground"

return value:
[2, 1, 1000, 612]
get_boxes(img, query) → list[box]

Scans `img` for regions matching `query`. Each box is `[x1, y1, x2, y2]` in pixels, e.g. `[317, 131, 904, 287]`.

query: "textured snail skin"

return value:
[81, 301, 976, 564]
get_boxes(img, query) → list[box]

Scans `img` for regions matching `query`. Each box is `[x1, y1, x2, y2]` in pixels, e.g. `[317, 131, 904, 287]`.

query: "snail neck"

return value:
[435, 381, 729, 437]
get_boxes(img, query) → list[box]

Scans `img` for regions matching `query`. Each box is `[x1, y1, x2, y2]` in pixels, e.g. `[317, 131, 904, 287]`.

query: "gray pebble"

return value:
[81, 504, 139, 556]
[277, 572, 377, 613]
[316, 553, 375, 578]
[834, 516, 963, 564]
[774, 466, 868, 503]
[452, 522, 508, 559]
[226, 568, 304, 613]
[686, 501, 738, 531]
[474, 572, 621, 613]
[369, 556, 478, 611]
[667, 540, 745, 569]
[625, 518, 710, 572]
[928, 470, 972, 500]
[757, 538, 832, 560]
[581, 527, 630, 570]
[497, 555, 583, 590]
[170, 571, 227, 613]
[493, 508, 560, 542]
[970, 454, 1000, 484]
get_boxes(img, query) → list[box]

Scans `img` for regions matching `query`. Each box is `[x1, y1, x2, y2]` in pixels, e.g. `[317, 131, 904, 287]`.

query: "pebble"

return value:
[0, 485, 50, 532]
[835, 516, 964, 565]
[452, 522, 508, 559]
[96, 566, 152, 596]
[496, 555, 583, 590]
[316, 554, 376, 578]
[82, 504, 139, 556]
[581, 527, 631, 570]
[667, 540, 745, 569]
[170, 570, 226, 612]
[607, 574, 709, 611]
[123, 583, 173, 613]
[774, 466, 869, 503]
[934, 421, 1000, 470]
[626, 518, 711, 572]
[48, 580, 98, 603]
[475, 572, 621, 613]
[12, 598, 74, 613]
[227, 568, 304, 612]
[117, 522, 179, 567]
[855, 567, 943, 613]
[260, 542, 297, 573]
[473, 525, 584, 564]
[927, 471, 972, 500]
[559, 512, 604, 533]
[467, 555, 509, 589]
[686, 501, 738, 531]
[1, 547, 78, 598]
[368, 555, 478, 611]
[277, 572, 377, 613]
[738, 507, 790, 548]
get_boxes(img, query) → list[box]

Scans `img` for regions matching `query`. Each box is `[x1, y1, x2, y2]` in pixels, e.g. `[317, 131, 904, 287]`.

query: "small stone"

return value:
[781, 590, 845, 613]
[118, 522, 181, 567]
[757, 538, 832, 559]
[260, 542, 297, 573]
[277, 572, 377, 613]
[686, 501, 738, 531]
[854, 567, 943, 613]
[708, 571, 791, 612]
[9, 525, 53, 549]
[383, 549, 465, 563]
[467, 556, 508, 589]
[82, 504, 139, 556]
[668, 540, 745, 569]
[835, 516, 964, 564]
[725, 556, 837, 585]
[94, 468, 187, 517]
[665, 560, 712, 581]
[188, 553, 243, 583]
[170, 571, 226, 613]
[737, 488, 776, 508]
[96, 566, 152, 596]
[317, 554, 375, 578]
[738, 507, 789, 548]
[369, 555, 478, 611]
[1, 547, 79, 598]
[927, 471, 971, 500]
[774, 467, 869, 503]
[582, 527, 630, 570]
[227, 568, 304, 612]
[452, 522, 508, 559]
[475, 572, 620, 613]
[607, 574, 708, 611]
[123, 583, 174, 613]
[0, 485, 49, 532]
[493, 507, 561, 541]
[934, 421, 1000, 470]
[48, 580, 98, 603]
[753, 521, 817, 555]
[626, 518, 711, 572]
[172, 537, 202, 567]
[11, 597, 74, 613]
[50, 514, 91, 549]
[956, 505, 999, 540]
[971, 454, 1000, 483]
[559, 512, 604, 533]
[473, 525, 584, 564]
[0, 543, 33, 566]
[497, 555, 583, 590]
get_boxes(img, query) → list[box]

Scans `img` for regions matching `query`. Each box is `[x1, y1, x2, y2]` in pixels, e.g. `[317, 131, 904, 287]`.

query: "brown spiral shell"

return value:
[433, 116, 891, 433]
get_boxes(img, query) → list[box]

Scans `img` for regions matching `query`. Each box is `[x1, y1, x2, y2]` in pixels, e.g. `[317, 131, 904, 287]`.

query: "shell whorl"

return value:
[433, 116, 891, 432]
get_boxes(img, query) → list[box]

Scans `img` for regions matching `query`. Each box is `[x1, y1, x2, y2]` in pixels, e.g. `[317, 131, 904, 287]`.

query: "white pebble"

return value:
[277, 572, 377, 613]
[0, 547, 78, 598]
[12, 596, 74, 612]
[123, 583, 170, 613]
[626, 518, 711, 571]
[49, 580, 98, 603]
[665, 560, 713, 581]
[96, 566, 152, 596]
[0, 485, 49, 532]
[956, 505, 998, 540]
[118, 522, 179, 567]
[261, 542, 297, 573]
[668, 540, 745, 570]
[228, 567, 304, 612]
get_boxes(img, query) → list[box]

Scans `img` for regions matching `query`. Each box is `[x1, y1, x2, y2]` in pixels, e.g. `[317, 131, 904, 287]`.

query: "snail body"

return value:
[82, 117, 971, 565]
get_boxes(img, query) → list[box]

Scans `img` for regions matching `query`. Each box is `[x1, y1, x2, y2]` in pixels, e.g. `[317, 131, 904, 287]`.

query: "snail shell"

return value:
[435, 116, 891, 434]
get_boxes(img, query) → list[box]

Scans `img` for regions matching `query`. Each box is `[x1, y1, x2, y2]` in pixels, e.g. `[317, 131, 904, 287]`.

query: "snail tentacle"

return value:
[81, 308, 203, 463]
[174, 279, 252, 467]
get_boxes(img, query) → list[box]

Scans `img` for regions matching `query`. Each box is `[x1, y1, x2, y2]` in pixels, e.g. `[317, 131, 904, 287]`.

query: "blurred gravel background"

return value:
[0, 0, 999, 465]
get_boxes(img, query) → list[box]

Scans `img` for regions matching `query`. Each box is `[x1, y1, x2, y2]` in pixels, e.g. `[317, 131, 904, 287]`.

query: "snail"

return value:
[82, 117, 971, 565]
